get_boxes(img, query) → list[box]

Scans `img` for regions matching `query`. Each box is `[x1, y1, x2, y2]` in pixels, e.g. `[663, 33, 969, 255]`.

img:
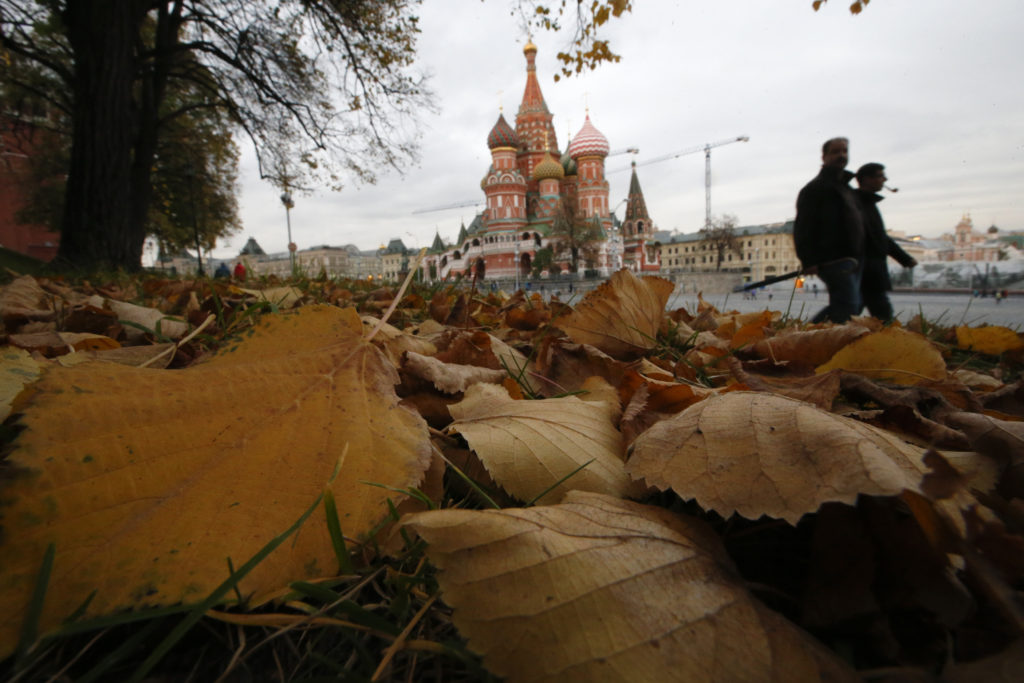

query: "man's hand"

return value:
[908, 258, 918, 268]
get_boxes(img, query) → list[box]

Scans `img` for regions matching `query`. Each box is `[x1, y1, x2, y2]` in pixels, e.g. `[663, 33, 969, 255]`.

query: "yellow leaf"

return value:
[447, 383, 637, 504]
[403, 491, 858, 683]
[0, 305, 431, 658]
[816, 327, 947, 385]
[955, 325, 1024, 356]
[627, 391, 928, 524]
[554, 269, 674, 359]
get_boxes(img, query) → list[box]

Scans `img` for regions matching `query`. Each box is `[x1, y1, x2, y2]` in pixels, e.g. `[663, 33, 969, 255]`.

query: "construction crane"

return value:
[411, 147, 639, 215]
[613, 135, 749, 229]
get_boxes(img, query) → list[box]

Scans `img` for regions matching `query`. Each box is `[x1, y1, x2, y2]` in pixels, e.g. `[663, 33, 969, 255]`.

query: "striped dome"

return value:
[532, 152, 565, 181]
[487, 113, 518, 149]
[567, 114, 609, 159]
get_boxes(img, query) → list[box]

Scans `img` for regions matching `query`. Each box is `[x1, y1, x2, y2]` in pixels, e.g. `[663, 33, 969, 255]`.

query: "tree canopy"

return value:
[0, 0, 431, 270]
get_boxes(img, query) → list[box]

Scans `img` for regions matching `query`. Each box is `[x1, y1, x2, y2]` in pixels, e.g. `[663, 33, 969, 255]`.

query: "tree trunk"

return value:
[57, 0, 145, 271]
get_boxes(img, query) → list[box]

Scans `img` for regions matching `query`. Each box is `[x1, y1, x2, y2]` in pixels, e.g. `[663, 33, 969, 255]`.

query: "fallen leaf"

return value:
[627, 391, 928, 524]
[0, 275, 56, 324]
[726, 357, 841, 410]
[952, 368, 1004, 391]
[447, 383, 636, 504]
[57, 332, 120, 352]
[401, 351, 507, 394]
[239, 285, 305, 309]
[0, 305, 431, 658]
[955, 325, 1024, 356]
[7, 330, 68, 356]
[402, 491, 858, 683]
[751, 324, 869, 368]
[87, 295, 190, 341]
[817, 327, 947, 385]
[554, 270, 674, 359]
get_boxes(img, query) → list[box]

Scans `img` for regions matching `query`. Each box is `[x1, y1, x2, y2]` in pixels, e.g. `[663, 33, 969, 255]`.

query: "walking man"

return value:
[794, 137, 865, 323]
[853, 163, 917, 321]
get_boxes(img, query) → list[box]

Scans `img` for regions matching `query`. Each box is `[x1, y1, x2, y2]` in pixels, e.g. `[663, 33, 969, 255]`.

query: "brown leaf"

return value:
[401, 351, 507, 394]
[402, 491, 858, 683]
[751, 324, 869, 368]
[726, 357, 841, 410]
[0, 305, 432, 657]
[0, 275, 56, 326]
[554, 270, 674, 359]
[447, 383, 636, 504]
[627, 391, 928, 524]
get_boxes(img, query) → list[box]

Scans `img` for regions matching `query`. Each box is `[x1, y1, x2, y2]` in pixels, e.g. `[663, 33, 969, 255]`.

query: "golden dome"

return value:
[523, 39, 537, 55]
[532, 152, 565, 181]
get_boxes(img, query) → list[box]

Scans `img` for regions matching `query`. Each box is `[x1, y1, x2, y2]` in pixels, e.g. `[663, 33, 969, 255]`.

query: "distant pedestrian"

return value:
[214, 262, 230, 279]
[794, 137, 865, 324]
[233, 261, 247, 281]
[812, 283, 819, 298]
[853, 162, 917, 322]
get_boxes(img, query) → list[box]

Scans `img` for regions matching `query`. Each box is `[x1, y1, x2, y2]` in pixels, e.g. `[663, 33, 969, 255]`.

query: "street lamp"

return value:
[280, 190, 295, 272]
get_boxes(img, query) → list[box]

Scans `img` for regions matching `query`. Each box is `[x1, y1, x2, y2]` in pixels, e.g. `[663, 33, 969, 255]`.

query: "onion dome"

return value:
[532, 152, 565, 181]
[487, 113, 518, 149]
[523, 39, 537, 56]
[567, 114, 609, 159]
[560, 148, 577, 176]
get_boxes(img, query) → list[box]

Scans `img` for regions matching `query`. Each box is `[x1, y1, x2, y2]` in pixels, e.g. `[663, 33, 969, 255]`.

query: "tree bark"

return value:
[57, 0, 146, 271]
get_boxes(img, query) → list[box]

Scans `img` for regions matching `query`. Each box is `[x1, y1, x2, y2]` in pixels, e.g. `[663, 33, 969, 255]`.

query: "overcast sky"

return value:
[207, 0, 1024, 260]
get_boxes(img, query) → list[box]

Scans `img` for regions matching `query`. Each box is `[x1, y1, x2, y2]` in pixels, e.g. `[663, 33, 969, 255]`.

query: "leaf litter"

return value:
[0, 268, 1023, 681]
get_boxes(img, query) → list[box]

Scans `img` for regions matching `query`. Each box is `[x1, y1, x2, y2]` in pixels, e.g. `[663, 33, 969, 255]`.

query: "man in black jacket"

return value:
[794, 137, 865, 323]
[854, 162, 918, 321]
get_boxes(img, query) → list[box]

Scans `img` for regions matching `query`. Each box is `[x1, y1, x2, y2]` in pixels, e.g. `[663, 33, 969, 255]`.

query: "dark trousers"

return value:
[861, 257, 894, 322]
[811, 258, 863, 324]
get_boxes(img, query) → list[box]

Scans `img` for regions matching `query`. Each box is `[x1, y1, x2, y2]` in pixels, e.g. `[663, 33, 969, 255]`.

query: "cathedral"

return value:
[430, 41, 661, 281]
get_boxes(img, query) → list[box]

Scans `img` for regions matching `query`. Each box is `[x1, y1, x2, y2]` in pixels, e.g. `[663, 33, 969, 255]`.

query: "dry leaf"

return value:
[87, 295, 190, 341]
[57, 331, 121, 352]
[627, 391, 928, 524]
[955, 325, 1024, 356]
[402, 491, 858, 683]
[401, 351, 507, 393]
[239, 285, 305, 309]
[751, 324, 869, 368]
[0, 305, 431, 658]
[726, 357, 841, 410]
[447, 383, 636, 504]
[0, 275, 56, 324]
[359, 315, 437, 364]
[952, 368, 1004, 391]
[554, 270, 674, 359]
[817, 327, 947, 385]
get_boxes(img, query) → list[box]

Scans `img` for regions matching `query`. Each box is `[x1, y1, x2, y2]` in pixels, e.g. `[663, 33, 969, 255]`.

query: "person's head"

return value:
[856, 162, 886, 192]
[821, 137, 849, 169]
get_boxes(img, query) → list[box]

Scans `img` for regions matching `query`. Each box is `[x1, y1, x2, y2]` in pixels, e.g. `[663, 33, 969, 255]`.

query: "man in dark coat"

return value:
[854, 162, 917, 321]
[794, 137, 866, 323]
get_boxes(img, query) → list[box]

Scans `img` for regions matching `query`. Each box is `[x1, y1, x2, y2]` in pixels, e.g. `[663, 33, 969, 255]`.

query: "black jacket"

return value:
[794, 166, 864, 268]
[854, 190, 916, 265]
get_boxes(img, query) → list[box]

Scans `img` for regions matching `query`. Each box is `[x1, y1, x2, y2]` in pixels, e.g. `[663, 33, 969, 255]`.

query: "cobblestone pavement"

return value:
[670, 289, 1023, 329]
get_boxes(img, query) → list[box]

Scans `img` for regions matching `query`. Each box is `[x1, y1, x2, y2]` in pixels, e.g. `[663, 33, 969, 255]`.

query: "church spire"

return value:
[515, 41, 557, 156]
[625, 162, 650, 222]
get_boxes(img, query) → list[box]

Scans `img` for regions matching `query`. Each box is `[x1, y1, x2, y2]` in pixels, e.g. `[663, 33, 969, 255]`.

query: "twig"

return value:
[137, 314, 216, 368]
[371, 592, 439, 681]
[366, 248, 427, 343]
